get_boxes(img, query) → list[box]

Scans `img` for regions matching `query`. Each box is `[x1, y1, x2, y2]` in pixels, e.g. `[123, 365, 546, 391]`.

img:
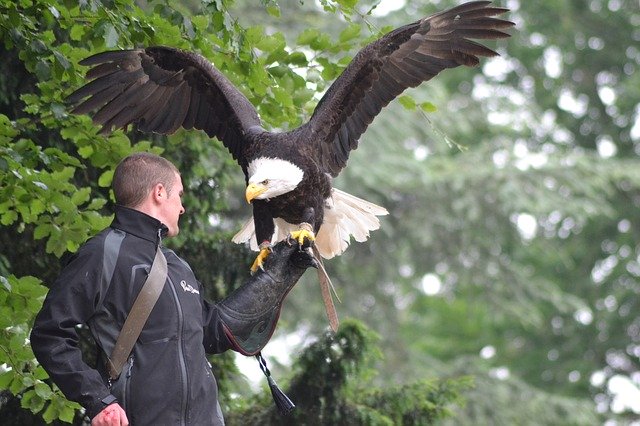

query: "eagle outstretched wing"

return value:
[67, 46, 262, 166]
[306, 0, 514, 177]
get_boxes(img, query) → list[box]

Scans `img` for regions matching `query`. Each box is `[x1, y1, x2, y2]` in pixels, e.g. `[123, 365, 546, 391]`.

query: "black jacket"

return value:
[31, 206, 232, 425]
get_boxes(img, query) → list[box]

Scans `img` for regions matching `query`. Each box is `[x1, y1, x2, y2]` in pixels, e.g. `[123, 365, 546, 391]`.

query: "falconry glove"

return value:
[217, 239, 316, 356]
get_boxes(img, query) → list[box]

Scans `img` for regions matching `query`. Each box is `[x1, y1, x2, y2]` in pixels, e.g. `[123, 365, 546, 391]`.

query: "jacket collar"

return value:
[111, 205, 169, 244]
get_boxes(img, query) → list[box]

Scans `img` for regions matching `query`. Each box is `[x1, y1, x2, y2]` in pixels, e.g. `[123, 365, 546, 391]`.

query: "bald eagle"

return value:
[68, 1, 513, 328]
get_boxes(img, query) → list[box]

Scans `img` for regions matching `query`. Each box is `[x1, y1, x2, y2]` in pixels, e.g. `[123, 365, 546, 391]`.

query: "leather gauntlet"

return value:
[217, 240, 316, 356]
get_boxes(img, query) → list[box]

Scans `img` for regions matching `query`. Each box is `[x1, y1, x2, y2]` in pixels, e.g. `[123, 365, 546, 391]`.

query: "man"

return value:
[30, 152, 314, 425]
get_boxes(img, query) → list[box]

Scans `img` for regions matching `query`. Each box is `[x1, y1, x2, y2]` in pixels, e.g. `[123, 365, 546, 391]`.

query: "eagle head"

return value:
[245, 157, 304, 203]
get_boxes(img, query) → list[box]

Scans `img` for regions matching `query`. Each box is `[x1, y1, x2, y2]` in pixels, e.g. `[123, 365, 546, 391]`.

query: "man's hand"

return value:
[91, 403, 129, 426]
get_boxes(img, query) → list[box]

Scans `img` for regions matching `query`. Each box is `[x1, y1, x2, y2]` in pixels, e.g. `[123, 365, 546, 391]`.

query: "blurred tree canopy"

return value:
[1, 0, 639, 424]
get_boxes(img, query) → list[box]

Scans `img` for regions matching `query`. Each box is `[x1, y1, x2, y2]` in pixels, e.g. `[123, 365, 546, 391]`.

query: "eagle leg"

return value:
[290, 222, 315, 246]
[250, 242, 272, 274]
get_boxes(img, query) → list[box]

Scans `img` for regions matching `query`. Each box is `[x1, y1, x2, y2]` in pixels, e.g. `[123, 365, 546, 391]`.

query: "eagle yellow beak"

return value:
[245, 183, 267, 203]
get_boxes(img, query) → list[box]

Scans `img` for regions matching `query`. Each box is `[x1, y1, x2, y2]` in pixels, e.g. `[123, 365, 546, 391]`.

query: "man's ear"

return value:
[152, 183, 166, 203]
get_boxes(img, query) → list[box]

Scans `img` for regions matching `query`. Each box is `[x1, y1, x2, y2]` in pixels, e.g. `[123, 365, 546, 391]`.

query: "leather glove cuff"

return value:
[217, 241, 315, 356]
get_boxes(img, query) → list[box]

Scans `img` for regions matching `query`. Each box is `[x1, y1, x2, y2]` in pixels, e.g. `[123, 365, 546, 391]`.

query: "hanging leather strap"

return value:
[107, 246, 168, 380]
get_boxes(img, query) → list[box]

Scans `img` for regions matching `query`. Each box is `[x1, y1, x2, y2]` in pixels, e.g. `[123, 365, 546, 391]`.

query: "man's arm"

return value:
[30, 246, 118, 420]
[203, 240, 316, 355]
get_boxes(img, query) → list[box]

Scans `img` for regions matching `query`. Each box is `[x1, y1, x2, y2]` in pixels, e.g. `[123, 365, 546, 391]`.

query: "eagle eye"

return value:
[261, 179, 269, 185]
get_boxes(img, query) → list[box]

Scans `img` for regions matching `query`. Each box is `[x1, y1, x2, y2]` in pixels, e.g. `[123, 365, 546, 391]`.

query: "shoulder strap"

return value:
[107, 246, 167, 380]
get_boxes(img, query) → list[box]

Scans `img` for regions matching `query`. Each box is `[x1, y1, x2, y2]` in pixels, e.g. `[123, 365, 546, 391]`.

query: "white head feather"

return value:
[247, 157, 304, 199]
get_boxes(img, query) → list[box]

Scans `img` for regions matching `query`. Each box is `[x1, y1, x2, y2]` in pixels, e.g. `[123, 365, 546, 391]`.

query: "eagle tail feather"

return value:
[231, 217, 258, 249]
[315, 188, 387, 259]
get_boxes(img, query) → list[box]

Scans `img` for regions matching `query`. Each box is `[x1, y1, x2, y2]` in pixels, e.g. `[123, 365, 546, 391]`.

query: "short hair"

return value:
[112, 153, 180, 208]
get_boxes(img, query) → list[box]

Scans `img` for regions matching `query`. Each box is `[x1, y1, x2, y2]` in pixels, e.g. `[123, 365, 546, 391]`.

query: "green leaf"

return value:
[59, 404, 76, 423]
[31, 198, 46, 216]
[34, 60, 51, 80]
[398, 95, 416, 111]
[1, 210, 18, 226]
[53, 51, 70, 70]
[98, 170, 114, 188]
[286, 52, 307, 66]
[21, 389, 35, 409]
[297, 28, 320, 46]
[9, 373, 24, 394]
[34, 366, 49, 381]
[0, 114, 18, 137]
[30, 394, 46, 413]
[69, 24, 85, 41]
[245, 25, 264, 45]
[33, 223, 51, 240]
[77, 144, 94, 158]
[419, 102, 437, 113]
[256, 32, 285, 53]
[311, 33, 332, 50]
[42, 401, 59, 423]
[267, 65, 287, 78]
[0, 370, 14, 389]
[272, 86, 293, 107]
[336, 0, 357, 8]
[104, 24, 119, 48]
[191, 15, 209, 32]
[339, 23, 361, 43]
[34, 382, 53, 399]
[266, 5, 280, 17]
[71, 187, 91, 206]
[86, 198, 107, 210]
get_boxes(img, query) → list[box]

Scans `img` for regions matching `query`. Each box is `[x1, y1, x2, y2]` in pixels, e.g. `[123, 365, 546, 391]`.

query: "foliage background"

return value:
[1, 0, 639, 424]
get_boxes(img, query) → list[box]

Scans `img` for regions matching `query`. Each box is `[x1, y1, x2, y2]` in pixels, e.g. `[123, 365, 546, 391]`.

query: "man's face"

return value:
[159, 173, 185, 237]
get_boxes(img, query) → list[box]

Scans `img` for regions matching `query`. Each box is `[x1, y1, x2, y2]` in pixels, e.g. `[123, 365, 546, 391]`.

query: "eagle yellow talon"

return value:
[250, 246, 271, 273]
[290, 228, 315, 246]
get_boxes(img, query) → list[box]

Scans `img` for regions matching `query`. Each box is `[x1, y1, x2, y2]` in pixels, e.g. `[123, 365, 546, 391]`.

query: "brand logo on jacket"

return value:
[180, 280, 200, 295]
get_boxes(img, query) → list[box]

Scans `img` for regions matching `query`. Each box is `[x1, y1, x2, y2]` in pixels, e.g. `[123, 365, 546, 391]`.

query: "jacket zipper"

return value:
[108, 356, 134, 413]
[168, 275, 189, 425]
[123, 356, 134, 413]
[157, 229, 189, 425]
